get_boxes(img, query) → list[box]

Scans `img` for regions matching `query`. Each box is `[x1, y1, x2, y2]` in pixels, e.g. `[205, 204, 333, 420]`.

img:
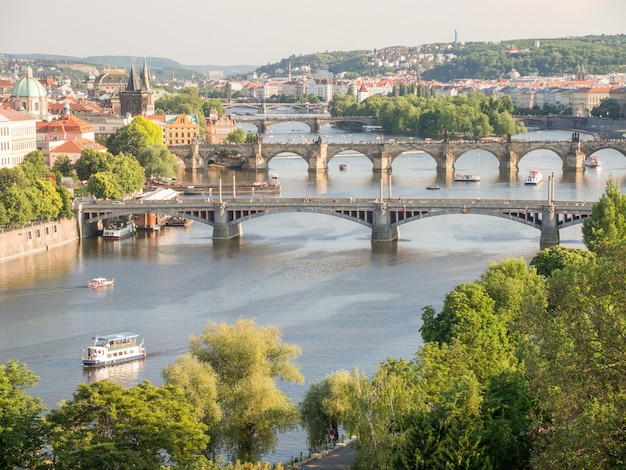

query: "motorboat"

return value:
[88, 277, 114, 288]
[585, 154, 602, 168]
[426, 185, 441, 190]
[454, 172, 480, 182]
[102, 220, 136, 239]
[164, 216, 194, 227]
[82, 332, 146, 367]
[525, 169, 543, 185]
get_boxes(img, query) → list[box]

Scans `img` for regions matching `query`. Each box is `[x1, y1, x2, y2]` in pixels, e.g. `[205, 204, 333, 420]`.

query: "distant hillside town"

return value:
[2, 36, 626, 170]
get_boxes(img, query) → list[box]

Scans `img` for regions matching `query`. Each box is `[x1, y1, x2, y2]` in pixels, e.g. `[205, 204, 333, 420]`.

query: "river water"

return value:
[1, 125, 624, 464]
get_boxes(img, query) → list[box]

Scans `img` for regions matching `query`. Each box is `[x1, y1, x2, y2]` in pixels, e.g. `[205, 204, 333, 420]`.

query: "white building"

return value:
[0, 109, 37, 169]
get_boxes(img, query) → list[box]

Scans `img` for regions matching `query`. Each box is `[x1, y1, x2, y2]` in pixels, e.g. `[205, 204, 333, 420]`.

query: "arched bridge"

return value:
[170, 139, 626, 174]
[75, 197, 593, 249]
[238, 116, 377, 134]
[223, 101, 329, 114]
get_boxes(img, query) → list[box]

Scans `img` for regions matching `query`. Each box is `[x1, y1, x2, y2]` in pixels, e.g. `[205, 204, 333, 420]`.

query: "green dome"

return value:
[11, 67, 47, 98]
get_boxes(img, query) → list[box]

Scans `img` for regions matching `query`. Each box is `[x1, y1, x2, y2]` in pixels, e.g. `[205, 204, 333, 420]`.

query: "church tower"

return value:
[120, 57, 154, 117]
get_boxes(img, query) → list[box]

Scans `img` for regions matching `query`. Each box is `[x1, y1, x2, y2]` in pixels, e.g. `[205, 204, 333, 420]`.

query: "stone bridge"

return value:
[169, 139, 626, 174]
[75, 196, 593, 249]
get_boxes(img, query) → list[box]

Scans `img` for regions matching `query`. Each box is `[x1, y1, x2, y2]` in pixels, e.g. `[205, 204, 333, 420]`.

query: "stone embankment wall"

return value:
[0, 218, 79, 262]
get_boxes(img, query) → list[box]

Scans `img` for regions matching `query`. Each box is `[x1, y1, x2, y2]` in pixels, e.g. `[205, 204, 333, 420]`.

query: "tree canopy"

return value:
[164, 318, 304, 463]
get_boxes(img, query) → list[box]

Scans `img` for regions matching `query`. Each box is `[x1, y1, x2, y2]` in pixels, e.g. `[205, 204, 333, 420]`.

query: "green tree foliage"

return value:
[225, 128, 247, 144]
[74, 148, 112, 182]
[20, 150, 49, 181]
[0, 184, 34, 226]
[0, 166, 28, 191]
[31, 178, 62, 220]
[591, 98, 623, 119]
[202, 99, 226, 116]
[330, 92, 524, 138]
[0, 361, 46, 469]
[300, 370, 354, 448]
[110, 152, 146, 194]
[87, 172, 119, 200]
[520, 246, 626, 468]
[530, 245, 596, 277]
[166, 319, 303, 463]
[106, 115, 163, 157]
[582, 177, 626, 254]
[45, 380, 210, 469]
[384, 260, 543, 470]
[51, 154, 74, 177]
[79, 152, 145, 199]
[136, 144, 179, 178]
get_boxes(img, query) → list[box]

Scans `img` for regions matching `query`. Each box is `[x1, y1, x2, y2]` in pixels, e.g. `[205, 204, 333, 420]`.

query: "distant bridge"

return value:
[170, 139, 626, 174]
[223, 101, 329, 114]
[237, 116, 377, 134]
[75, 195, 593, 248]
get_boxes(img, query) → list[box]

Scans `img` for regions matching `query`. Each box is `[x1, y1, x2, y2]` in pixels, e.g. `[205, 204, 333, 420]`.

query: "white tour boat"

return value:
[525, 169, 543, 185]
[82, 332, 146, 367]
[102, 220, 136, 239]
[87, 277, 114, 288]
[585, 154, 602, 168]
[454, 172, 481, 182]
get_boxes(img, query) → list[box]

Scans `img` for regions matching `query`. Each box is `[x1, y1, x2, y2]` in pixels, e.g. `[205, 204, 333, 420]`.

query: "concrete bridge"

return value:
[170, 139, 626, 175]
[223, 101, 329, 114]
[75, 195, 593, 249]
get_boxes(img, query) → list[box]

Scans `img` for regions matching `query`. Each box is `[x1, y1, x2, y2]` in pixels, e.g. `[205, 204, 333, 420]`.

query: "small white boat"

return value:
[82, 332, 146, 367]
[88, 277, 114, 288]
[102, 220, 136, 239]
[525, 169, 543, 185]
[585, 155, 602, 168]
[426, 185, 441, 190]
[454, 172, 480, 182]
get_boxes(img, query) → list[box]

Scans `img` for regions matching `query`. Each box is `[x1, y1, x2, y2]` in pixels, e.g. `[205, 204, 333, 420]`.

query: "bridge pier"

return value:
[563, 148, 586, 170]
[539, 204, 560, 249]
[372, 151, 393, 174]
[371, 203, 399, 242]
[212, 203, 243, 240]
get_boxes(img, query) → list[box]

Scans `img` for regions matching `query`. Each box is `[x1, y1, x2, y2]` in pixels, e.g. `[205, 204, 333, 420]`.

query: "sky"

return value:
[3, 0, 625, 66]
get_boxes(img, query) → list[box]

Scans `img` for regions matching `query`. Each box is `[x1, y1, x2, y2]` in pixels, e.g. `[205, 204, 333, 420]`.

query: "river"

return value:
[1, 126, 624, 464]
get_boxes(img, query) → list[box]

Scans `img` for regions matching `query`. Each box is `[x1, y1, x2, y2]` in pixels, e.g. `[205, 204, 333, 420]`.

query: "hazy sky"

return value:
[3, 0, 624, 66]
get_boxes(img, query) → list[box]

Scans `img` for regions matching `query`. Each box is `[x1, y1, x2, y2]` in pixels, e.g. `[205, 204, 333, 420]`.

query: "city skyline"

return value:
[2, 0, 624, 67]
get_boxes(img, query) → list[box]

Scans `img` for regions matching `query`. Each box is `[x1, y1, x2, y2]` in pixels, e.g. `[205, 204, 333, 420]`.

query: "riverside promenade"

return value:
[287, 438, 357, 470]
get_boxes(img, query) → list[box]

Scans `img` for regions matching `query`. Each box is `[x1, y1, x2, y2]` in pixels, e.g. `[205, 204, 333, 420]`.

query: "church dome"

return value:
[11, 67, 47, 98]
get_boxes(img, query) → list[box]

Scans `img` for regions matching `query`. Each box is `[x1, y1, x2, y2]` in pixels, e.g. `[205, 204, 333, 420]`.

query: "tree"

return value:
[225, 128, 247, 144]
[110, 152, 146, 194]
[520, 246, 626, 468]
[106, 115, 163, 157]
[0, 360, 46, 469]
[45, 380, 210, 469]
[31, 177, 62, 220]
[0, 185, 34, 226]
[137, 144, 179, 178]
[162, 353, 222, 457]
[591, 98, 623, 119]
[74, 148, 111, 182]
[168, 318, 304, 463]
[87, 172, 119, 200]
[300, 370, 354, 448]
[582, 176, 626, 254]
[202, 99, 225, 116]
[51, 154, 74, 177]
[20, 150, 49, 181]
[530, 245, 596, 277]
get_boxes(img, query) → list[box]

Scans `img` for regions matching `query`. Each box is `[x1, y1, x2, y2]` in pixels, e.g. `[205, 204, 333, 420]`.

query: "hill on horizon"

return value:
[1, 53, 258, 77]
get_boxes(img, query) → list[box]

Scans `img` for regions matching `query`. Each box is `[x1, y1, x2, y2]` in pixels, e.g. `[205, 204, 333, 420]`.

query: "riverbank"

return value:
[0, 218, 78, 262]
